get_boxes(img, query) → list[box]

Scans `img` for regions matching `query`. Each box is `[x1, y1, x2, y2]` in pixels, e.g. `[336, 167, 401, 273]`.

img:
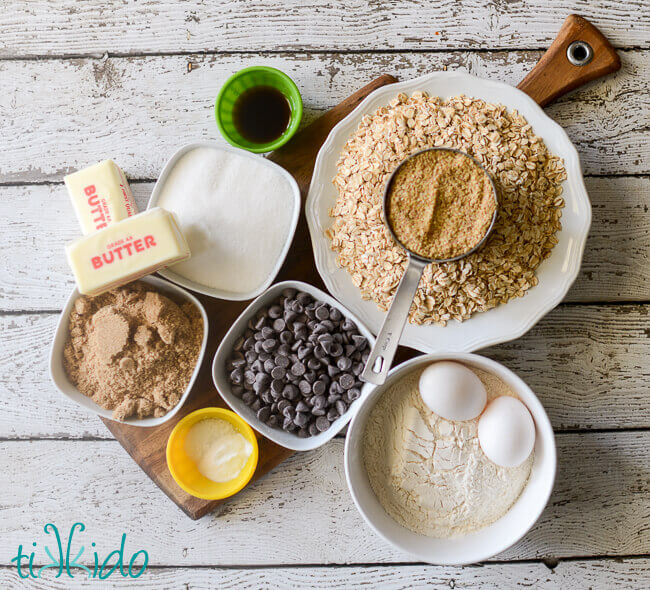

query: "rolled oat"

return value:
[326, 92, 566, 326]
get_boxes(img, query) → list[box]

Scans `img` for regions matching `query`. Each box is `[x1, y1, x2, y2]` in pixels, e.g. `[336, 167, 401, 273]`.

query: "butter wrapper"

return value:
[64, 160, 138, 234]
[66, 207, 190, 296]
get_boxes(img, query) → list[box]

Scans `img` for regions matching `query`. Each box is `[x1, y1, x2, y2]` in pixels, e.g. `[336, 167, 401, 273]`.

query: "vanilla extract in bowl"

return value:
[232, 85, 292, 143]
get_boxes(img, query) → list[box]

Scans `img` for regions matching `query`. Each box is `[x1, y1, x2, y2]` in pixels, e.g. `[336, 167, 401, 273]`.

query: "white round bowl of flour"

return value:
[344, 353, 556, 565]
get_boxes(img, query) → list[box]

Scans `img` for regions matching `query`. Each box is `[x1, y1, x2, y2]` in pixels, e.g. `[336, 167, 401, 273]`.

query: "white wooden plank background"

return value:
[1, 0, 648, 56]
[0, 559, 648, 589]
[1, 434, 649, 565]
[0, 2, 648, 589]
[1, 51, 648, 182]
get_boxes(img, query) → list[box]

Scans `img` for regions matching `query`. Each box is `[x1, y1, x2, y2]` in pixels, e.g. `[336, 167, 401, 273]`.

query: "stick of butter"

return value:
[66, 207, 191, 296]
[64, 160, 138, 234]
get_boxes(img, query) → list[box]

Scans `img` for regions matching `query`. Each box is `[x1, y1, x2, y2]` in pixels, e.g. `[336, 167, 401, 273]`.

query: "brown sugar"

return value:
[386, 150, 496, 260]
[63, 281, 203, 421]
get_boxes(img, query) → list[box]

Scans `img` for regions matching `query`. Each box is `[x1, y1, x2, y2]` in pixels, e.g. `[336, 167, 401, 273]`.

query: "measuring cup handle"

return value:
[361, 258, 427, 385]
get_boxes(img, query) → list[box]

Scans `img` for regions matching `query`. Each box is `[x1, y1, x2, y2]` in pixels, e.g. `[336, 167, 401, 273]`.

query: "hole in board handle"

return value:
[372, 356, 384, 374]
[566, 41, 593, 66]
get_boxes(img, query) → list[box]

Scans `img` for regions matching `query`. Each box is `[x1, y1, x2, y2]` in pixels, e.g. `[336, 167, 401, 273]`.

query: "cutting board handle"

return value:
[517, 14, 621, 107]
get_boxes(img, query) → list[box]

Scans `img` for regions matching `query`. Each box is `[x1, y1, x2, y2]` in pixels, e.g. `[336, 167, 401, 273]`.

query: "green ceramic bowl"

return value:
[215, 66, 303, 153]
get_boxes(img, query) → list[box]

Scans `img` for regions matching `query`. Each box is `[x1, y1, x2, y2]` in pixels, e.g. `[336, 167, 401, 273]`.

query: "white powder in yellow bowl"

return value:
[184, 418, 253, 483]
[363, 367, 533, 538]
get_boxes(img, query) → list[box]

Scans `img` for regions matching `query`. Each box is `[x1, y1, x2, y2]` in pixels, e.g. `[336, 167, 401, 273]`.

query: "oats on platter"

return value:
[326, 92, 566, 326]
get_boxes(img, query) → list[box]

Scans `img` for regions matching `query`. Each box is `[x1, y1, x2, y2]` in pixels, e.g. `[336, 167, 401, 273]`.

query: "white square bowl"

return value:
[212, 280, 376, 451]
[147, 142, 301, 301]
[49, 275, 209, 427]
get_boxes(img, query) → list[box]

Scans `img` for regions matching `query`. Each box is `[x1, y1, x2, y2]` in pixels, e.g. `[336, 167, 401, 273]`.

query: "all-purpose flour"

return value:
[157, 147, 295, 294]
[363, 367, 533, 538]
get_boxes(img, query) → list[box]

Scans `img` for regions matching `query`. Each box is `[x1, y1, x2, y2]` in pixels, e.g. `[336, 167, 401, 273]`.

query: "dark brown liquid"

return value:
[232, 86, 292, 144]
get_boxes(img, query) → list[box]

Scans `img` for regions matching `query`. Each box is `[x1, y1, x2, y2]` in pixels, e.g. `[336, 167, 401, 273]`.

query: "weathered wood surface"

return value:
[1, 1, 648, 57]
[1, 559, 648, 589]
[2, 304, 648, 440]
[0, 176, 647, 313]
[1, 433, 648, 565]
[0, 50, 647, 183]
[1, 3, 648, 585]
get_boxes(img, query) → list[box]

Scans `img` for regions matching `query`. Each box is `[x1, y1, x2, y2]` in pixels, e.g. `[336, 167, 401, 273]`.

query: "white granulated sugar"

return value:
[157, 147, 295, 294]
[363, 366, 533, 538]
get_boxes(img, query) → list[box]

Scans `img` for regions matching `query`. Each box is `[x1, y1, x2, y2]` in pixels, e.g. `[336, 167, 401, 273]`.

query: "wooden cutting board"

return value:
[102, 74, 399, 520]
[102, 14, 620, 520]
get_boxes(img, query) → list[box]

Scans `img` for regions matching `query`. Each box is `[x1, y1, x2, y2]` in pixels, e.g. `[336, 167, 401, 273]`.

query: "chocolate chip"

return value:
[291, 361, 306, 376]
[275, 355, 290, 368]
[282, 288, 297, 299]
[271, 366, 286, 380]
[257, 407, 271, 422]
[336, 400, 348, 415]
[308, 423, 320, 436]
[339, 373, 355, 390]
[268, 305, 283, 319]
[282, 384, 299, 400]
[297, 427, 310, 438]
[312, 380, 327, 395]
[296, 400, 310, 413]
[327, 408, 339, 422]
[294, 412, 309, 427]
[328, 342, 343, 357]
[314, 305, 328, 321]
[347, 387, 361, 401]
[313, 394, 326, 409]
[279, 331, 293, 345]
[297, 346, 311, 360]
[304, 371, 317, 384]
[337, 357, 352, 371]
[316, 416, 331, 432]
[327, 364, 341, 378]
[262, 339, 278, 352]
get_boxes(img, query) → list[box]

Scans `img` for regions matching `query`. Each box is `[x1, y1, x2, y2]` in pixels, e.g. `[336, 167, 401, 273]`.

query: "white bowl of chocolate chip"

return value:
[212, 281, 375, 451]
[49, 275, 208, 427]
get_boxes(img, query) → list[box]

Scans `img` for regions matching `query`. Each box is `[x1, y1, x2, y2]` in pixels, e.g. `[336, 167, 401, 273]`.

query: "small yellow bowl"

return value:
[166, 407, 259, 500]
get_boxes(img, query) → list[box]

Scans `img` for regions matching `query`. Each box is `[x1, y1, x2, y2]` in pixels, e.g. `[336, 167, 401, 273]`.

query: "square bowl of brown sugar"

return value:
[49, 276, 208, 427]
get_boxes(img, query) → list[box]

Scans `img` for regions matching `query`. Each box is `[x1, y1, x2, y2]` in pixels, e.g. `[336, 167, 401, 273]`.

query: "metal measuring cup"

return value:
[360, 147, 499, 385]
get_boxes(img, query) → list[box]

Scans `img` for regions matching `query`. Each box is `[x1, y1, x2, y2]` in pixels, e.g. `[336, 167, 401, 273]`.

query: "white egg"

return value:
[478, 396, 536, 467]
[418, 361, 487, 421]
